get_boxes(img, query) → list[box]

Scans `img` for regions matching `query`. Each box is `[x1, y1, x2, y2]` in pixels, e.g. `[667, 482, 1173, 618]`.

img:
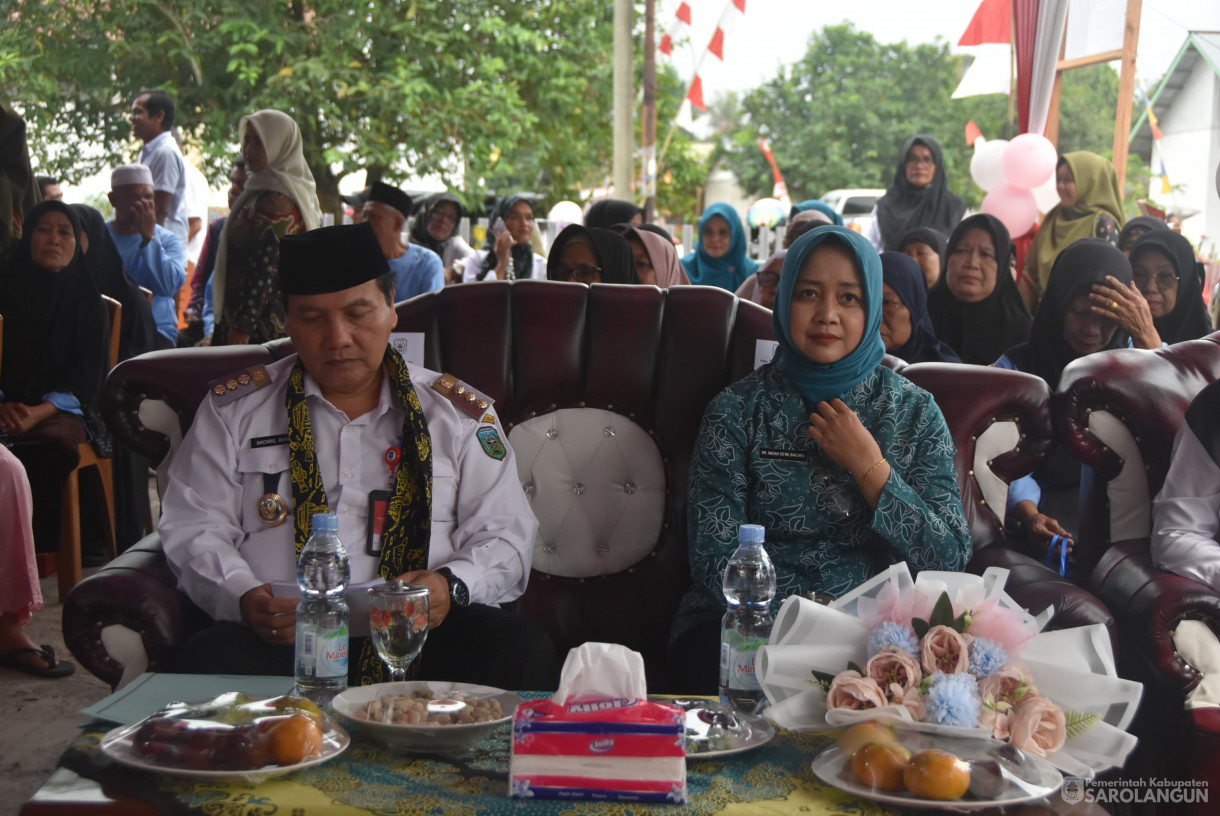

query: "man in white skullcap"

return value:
[106, 164, 186, 348]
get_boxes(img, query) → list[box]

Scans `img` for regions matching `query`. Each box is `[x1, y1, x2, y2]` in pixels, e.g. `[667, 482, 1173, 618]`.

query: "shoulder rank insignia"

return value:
[431, 372, 495, 420]
[208, 364, 271, 406]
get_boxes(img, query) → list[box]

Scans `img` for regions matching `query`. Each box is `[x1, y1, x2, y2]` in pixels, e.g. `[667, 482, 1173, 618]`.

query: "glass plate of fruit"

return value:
[101, 692, 349, 784]
[811, 721, 1063, 810]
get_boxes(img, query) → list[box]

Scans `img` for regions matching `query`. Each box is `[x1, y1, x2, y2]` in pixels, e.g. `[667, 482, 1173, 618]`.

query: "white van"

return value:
[819, 188, 886, 235]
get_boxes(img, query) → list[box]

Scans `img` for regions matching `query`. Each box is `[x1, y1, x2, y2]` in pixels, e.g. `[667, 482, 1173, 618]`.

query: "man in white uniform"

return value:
[159, 222, 558, 689]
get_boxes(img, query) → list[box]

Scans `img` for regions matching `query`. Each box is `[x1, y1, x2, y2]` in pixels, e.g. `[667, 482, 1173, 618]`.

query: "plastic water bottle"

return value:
[294, 512, 350, 704]
[719, 524, 777, 714]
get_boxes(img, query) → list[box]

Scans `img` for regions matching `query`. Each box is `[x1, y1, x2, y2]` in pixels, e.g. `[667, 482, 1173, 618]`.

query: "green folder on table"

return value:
[80, 672, 295, 726]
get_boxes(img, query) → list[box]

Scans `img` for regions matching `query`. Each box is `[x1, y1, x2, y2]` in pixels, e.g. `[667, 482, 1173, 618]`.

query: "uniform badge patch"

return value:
[481, 413, 495, 425]
[476, 427, 507, 461]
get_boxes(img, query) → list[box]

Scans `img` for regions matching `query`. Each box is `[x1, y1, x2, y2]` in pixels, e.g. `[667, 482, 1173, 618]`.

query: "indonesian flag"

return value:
[953, 0, 1013, 100]
[687, 75, 706, 111]
[660, 2, 693, 58]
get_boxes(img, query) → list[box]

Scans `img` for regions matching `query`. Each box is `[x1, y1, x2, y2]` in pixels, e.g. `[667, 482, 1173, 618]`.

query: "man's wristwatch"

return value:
[436, 567, 470, 609]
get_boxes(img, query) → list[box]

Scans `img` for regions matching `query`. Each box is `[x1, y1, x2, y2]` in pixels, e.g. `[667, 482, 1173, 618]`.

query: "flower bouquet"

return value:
[757, 563, 1143, 778]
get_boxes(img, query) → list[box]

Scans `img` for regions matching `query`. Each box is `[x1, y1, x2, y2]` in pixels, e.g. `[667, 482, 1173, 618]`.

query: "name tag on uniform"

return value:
[250, 434, 290, 449]
[760, 447, 808, 463]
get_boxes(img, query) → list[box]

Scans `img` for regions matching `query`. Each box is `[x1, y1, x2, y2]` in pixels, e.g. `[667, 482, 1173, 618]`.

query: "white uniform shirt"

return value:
[1152, 419, 1220, 593]
[159, 354, 538, 622]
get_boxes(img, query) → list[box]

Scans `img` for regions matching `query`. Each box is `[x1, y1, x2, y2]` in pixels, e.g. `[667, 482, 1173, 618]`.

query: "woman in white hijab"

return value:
[212, 109, 320, 345]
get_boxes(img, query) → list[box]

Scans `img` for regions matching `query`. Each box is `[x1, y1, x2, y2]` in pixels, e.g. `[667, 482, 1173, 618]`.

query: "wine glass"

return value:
[369, 580, 430, 682]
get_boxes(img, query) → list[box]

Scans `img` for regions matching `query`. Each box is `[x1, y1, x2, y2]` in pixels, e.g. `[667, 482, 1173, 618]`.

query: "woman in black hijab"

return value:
[996, 239, 1151, 556]
[927, 214, 1032, 365]
[0, 201, 108, 551]
[546, 224, 638, 284]
[897, 226, 947, 289]
[468, 194, 546, 281]
[585, 199, 644, 230]
[409, 192, 476, 277]
[879, 251, 960, 363]
[1128, 230, 1212, 345]
[874, 135, 967, 252]
[1117, 215, 1167, 255]
[71, 204, 157, 362]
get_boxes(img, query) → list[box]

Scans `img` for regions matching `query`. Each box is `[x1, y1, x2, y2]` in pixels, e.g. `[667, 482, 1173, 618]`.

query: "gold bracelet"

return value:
[859, 457, 888, 487]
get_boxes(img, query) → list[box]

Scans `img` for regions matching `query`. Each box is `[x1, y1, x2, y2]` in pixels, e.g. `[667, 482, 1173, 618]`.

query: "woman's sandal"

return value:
[0, 643, 75, 678]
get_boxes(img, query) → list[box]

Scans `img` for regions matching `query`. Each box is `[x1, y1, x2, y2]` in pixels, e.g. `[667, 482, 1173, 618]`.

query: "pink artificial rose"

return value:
[977, 662, 1038, 709]
[920, 625, 970, 675]
[867, 647, 923, 697]
[978, 705, 1011, 740]
[1008, 695, 1067, 757]
[896, 686, 926, 721]
[826, 670, 888, 710]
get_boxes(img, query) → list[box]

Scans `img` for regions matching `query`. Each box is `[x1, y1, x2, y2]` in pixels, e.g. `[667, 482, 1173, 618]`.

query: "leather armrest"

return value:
[62, 533, 209, 689]
[1092, 540, 1220, 694]
[967, 546, 1118, 655]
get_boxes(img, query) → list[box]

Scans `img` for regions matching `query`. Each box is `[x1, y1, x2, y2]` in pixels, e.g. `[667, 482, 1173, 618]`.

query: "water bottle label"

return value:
[724, 631, 767, 692]
[316, 624, 349, 679]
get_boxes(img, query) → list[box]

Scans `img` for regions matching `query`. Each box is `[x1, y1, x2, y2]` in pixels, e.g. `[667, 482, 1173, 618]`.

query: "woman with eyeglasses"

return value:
[1024, 152, 1124, 299]
[878, 252, 960, 363]
[1128, 229, 1212, 345]
[995, 239, 1156, 558]
[735, 250, 784, 310]
[680, 202, 758, 291]
[409, 193, 476, 283]
[545, 224, 637, 285]
[668, 225, 971, 693]
[869, 135, 967, 252]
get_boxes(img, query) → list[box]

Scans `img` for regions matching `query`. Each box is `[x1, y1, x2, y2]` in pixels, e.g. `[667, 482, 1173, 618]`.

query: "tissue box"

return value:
[509, 696, 687, 803]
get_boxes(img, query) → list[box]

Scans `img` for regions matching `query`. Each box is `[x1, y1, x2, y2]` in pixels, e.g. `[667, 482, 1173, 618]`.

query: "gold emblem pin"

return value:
[455, 385, 467, 396]
[238, 374, 251, 386]
[477, 400, 489, 410]
[213, 385, 227, 396]
[226, 379, 239, 392]
[256, 493, 290, 527]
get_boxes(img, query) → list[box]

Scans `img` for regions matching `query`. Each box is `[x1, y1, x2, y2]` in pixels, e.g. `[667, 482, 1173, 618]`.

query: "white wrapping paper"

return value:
[756, 562, 1143, 778]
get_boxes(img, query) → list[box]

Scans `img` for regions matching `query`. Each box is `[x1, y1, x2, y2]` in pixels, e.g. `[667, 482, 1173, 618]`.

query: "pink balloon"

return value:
[1003, 134, 1058, 191]
[983, 184, 1039, 237]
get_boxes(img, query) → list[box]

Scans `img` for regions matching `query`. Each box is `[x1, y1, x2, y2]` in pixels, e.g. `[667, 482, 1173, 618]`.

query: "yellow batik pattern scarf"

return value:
[286, 347, 433, 684]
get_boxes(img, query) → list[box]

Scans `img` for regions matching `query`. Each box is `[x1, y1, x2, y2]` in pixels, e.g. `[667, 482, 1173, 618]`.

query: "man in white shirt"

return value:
[130, 88, 189, 244]
[159, 222, 558, 688]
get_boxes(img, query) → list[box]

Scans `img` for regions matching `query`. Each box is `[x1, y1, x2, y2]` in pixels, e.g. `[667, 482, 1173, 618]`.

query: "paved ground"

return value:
[0, 568, 110, 816]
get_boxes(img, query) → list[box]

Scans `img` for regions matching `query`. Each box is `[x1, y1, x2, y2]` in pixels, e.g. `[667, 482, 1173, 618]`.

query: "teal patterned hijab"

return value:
[772, 225, 886, 405]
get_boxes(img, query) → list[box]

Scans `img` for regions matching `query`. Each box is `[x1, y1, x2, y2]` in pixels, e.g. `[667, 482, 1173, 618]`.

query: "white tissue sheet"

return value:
[510, 643, 686, 803]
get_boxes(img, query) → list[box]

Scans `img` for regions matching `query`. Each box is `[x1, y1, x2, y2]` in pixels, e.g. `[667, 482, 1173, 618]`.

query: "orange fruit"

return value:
[268, 713, 324, 765]
[839, 721, 898, 756]
[850, 741, 912, 791]
[904, 748, 971, 800]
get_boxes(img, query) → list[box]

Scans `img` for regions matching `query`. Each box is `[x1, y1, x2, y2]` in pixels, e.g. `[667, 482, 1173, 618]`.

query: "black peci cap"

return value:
[278, 223, 390, 295]
[365, 181, 413, 219]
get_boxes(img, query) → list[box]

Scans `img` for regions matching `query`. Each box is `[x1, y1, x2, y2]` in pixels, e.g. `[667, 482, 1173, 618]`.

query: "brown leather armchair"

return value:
[1055, 333, 1220, 786]
[65, 282, 1113, 690]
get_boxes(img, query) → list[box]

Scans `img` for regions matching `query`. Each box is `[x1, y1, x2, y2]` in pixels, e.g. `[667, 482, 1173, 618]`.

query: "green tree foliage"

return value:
[0, 0, 619, 215]
[716, 23, 1133, 210]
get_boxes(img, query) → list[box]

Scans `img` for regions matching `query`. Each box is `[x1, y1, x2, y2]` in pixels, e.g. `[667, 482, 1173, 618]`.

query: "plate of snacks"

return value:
[332, 681, 523, 753]
[651, 697, 776, 759]
[100, 692, 349, 784]
[810, 721, 1062, 810]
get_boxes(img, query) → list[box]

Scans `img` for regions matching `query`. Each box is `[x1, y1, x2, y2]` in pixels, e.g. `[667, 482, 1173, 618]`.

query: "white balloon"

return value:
[1032, 174, 1061, 214]
[971, 139, 1009, 193]
[548, 200, 584, 228]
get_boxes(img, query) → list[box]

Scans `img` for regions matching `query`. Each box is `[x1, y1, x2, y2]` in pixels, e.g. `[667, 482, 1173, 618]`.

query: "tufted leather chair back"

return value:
[393, 281, 773, 680]
[1055, 333, 1220, 578]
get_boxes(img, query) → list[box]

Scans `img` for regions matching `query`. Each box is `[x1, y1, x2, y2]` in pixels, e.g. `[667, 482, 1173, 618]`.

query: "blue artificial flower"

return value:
[866, 621, 920, 659]
[925, 672, 982, 728]
[968, 637, 1009, 677]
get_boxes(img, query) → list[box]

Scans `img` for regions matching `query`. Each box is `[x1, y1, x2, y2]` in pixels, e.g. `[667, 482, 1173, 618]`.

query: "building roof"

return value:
[1129, 32, 1220, 160]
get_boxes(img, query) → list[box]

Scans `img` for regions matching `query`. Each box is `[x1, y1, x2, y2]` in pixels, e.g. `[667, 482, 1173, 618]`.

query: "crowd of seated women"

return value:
[3, 93, 1219, 695]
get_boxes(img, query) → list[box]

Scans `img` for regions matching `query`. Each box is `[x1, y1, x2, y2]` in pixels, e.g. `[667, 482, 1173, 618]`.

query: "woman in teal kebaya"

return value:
[668, 226, 972, 692]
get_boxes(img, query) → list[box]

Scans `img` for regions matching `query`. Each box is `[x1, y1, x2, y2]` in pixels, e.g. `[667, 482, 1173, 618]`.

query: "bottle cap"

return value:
[738, 524, 765, 546]
[312, 512, 339, 533]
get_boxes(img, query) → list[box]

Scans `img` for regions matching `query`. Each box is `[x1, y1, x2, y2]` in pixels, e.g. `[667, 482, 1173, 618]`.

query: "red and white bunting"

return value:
[659, 1, 693, 57]
[678, 0, 749, 113]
